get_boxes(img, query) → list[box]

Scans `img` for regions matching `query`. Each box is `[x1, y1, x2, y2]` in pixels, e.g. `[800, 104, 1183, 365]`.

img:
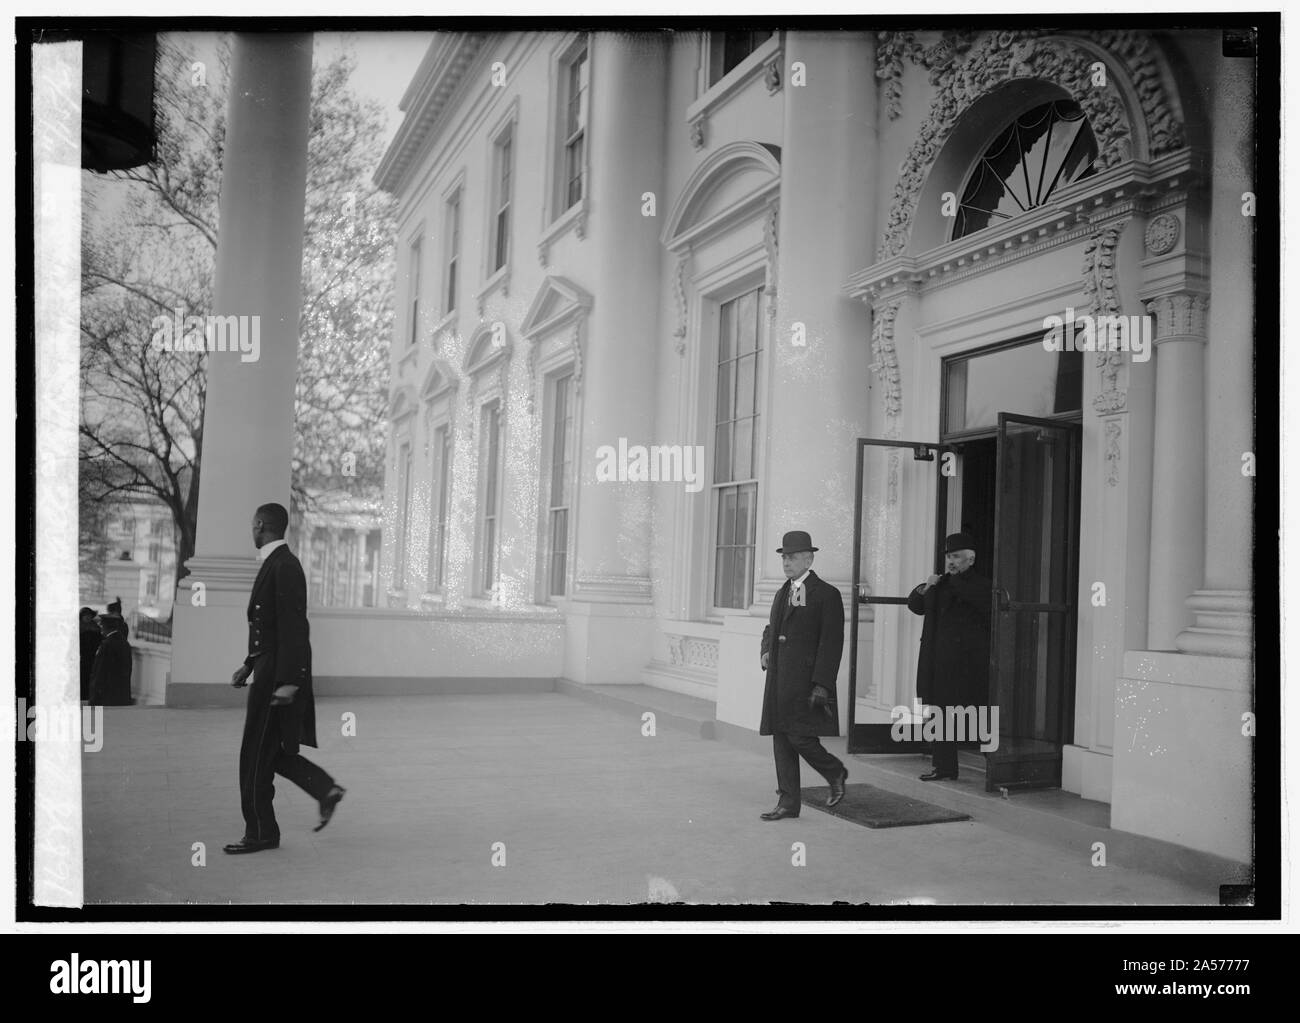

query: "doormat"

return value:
[801, 783, 971, 828]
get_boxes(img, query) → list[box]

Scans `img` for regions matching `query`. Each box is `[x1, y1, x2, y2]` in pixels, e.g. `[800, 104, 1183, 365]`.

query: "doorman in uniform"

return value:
[224, 502, 345, 854]
[906, 531, 992, 781]
[758, 530, 848, 819]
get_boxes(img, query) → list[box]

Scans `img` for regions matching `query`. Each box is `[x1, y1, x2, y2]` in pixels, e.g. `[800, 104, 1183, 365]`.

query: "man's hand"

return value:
[270, 684, 299, 706]
[231, 664, 251, 688]
[924, 574, 942, 590]
[761, 652, 770, 671]
[809, 685, 831, 712]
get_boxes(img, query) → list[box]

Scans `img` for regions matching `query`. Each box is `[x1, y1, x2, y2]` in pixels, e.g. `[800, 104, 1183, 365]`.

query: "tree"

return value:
[80, 34, 395, 596]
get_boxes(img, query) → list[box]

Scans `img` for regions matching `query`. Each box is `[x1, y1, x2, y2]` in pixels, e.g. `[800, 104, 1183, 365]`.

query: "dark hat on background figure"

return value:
[107, 596, 123, 615]
[944, 532, 976, 553]
[777, 530, 819, 554]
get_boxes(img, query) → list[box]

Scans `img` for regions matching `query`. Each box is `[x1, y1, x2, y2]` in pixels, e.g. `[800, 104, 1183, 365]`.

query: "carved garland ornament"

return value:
[671, 251, 690, 355]
[762, 200, 780, 321]
[877, 30, 1185, 260]
[1081, 222, 1127, 416]
[868, 299, 903, 423]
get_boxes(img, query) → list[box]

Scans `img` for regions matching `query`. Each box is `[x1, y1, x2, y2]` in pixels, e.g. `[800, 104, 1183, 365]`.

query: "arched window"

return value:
[952, 100, 1098, 240]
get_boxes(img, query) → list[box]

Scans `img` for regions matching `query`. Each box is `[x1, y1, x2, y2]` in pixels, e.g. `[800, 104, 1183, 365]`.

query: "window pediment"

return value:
[520, 274, 593, 339]
[663, 141, 781, 253]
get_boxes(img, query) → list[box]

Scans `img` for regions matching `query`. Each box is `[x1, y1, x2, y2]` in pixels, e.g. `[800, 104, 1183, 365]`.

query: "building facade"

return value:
[372, 29, 1253, 863]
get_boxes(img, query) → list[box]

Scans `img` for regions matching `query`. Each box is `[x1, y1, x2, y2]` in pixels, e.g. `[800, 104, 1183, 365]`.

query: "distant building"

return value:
[288, 490, 383, 608]
[88, 497, 179, 624]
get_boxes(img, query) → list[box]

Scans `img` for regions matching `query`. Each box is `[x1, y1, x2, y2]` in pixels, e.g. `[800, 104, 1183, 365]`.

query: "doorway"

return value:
[848, 337, 1084, 791]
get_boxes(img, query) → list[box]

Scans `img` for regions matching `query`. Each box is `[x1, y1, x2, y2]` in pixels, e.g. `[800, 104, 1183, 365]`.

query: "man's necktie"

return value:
[790, 585, 805, 607]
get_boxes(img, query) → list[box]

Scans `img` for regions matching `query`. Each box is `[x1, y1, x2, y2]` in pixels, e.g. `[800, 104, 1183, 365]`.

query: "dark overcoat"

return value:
[80, 625, 101, 701]
[242, 544, 317, 755]
[906, 567, 992, 708]
[759, 570, 845, 737]
[89, 631, 132, 705]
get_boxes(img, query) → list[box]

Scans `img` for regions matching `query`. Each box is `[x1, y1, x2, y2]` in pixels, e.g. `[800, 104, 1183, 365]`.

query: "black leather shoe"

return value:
[223, 837, 279, 854]
[827, 767, 848, 807]
[314, 785, 345, 832]
[760, 805, 800, 820]
[919, 770, 958, 782]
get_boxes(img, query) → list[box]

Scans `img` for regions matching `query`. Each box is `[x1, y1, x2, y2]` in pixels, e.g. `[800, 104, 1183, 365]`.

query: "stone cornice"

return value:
[374, 33, 492, 194]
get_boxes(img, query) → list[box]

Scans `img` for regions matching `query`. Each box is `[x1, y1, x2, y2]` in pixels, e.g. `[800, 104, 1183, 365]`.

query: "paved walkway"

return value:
[81, 692, 1217, 905]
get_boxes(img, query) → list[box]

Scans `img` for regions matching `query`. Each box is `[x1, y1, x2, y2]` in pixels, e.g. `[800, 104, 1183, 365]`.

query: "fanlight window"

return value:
[952, 100, 1098, 240]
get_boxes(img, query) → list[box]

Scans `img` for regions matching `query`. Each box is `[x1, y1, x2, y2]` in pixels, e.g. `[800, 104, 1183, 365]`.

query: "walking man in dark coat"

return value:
[89, 613, 133, 705]
[906, 531, 992, 781]
[758, 530, 848, 820]
[224, 502, 345, 854]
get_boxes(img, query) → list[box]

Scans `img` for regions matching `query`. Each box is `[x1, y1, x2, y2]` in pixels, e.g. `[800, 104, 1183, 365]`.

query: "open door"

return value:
[847, 436, 950, 754]
[986, 413, 1081, 790]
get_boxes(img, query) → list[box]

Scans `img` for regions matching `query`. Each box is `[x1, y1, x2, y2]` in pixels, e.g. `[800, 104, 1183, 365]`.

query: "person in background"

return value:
[89, 613, 133, 706]
[79, 606, 101, 702]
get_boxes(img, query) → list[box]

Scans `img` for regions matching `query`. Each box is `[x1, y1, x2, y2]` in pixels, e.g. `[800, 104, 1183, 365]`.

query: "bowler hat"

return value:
[777, 530, 819, 554]
[944, 532, 976, 553]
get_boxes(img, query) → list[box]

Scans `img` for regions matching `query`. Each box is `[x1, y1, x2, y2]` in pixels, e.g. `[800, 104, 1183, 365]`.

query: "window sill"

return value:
[475, 264, 511, 316]
[432, 309, 458, 339]
[686, 35, 782, 148]
[538, 198, 588, 266]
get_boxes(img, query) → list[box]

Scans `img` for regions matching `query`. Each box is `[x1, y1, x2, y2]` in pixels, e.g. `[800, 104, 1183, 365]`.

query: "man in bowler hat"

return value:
[224, 502, 345, 854]
[758, 530, 848, 819]
[906, 531, 992, 781]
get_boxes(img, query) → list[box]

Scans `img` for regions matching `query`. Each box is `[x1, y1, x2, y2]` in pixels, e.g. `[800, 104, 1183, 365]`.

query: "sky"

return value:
[315, 31, 436, 154]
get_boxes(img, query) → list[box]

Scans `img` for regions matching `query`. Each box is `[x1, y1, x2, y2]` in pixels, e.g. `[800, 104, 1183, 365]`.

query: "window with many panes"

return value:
[712, 286, 763, 610]
[444, 191, 461, 314]
[708, 31, 773, 87]
[478, 403, 502, 596]
[427, 423, 452, 591]
[491, 126, 513, 273]
[545, 373, 575, 597]
[559, 41, 588, 214]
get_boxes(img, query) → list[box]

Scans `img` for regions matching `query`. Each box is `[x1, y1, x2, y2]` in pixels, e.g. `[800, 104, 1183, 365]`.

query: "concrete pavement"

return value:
[81, 692, 1222, 905]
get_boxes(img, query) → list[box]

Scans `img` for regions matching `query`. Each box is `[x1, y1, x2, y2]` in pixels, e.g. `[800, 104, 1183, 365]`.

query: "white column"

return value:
[759, 30, 876, 597]
[170, 33, 314, 696]
[563, 33, 668, 682]
[1175, 58, 1254, 658]
[1144, 292, 1208, 649]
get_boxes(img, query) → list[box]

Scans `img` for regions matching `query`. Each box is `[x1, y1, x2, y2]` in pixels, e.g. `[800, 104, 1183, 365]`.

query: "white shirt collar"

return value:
[257, 538, 287, 562]
[791, 569, 811, 589]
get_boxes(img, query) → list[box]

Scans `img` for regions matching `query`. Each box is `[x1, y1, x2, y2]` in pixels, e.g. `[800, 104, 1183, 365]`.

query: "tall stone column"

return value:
[170, 34, 314, 698]
[564, 32, 667, 682]
[1144, 292, 1208, 649]
[1175, 58, 1254, 658]
[758, 30, 876, 600]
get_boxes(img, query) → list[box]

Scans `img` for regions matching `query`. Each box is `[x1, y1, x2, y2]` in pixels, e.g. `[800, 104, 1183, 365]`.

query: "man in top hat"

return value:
[224, 502, 345, 854]
[758, 530, 848, 819]
[906, 531, 993, 781]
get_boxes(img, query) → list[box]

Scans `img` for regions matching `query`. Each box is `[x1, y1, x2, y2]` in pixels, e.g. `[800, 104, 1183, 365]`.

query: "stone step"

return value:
[555, 680, 716, 739]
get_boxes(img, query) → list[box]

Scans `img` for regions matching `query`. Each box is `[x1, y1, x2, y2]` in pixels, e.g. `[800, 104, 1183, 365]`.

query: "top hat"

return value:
[776, 530, 819, 554]
[944, 532, 976, 553]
